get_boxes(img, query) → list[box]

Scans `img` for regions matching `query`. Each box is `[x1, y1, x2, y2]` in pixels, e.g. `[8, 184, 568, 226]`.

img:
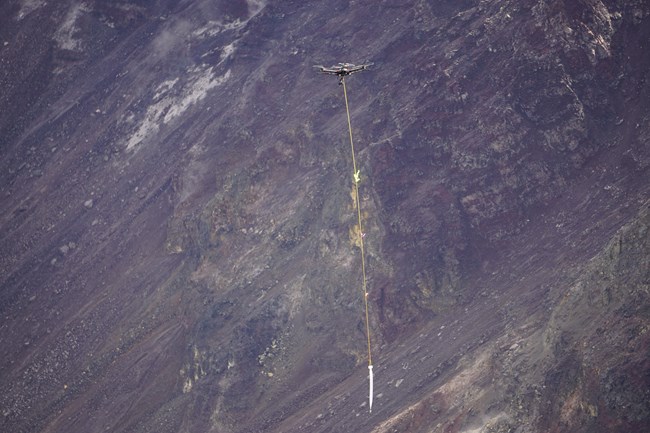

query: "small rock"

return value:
[84, 199, 94, 209]
[509, 343, 520, 351]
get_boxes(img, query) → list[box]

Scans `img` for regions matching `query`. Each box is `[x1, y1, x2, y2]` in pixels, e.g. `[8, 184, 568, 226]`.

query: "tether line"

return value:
[342, 77, 373, 367]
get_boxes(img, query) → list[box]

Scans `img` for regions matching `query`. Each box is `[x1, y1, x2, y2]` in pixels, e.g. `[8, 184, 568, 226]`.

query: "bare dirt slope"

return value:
[1, 1, 648, 432]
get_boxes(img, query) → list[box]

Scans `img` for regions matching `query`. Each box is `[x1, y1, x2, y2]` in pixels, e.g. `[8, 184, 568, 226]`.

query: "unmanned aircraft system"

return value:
[313, 62, 373, 84]
[315, 61, 375, 413]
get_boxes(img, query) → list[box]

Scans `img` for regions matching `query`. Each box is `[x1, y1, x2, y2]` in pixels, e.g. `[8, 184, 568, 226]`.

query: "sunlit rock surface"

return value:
[1, 1, 648, 432]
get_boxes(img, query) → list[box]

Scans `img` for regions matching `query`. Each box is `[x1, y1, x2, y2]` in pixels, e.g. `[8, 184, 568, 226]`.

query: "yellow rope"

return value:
[342, 77, 373, 367]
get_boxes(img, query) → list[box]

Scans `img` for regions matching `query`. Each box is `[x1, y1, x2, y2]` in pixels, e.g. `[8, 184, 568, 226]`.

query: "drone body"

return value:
[313, 62, 373, 83]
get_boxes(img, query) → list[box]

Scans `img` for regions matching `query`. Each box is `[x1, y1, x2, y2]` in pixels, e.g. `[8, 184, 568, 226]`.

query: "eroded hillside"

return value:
[0, 1, 648, 432]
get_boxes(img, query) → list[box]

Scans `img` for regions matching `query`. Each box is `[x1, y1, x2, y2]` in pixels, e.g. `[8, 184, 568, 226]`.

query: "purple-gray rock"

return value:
[0, 1, 648, 432]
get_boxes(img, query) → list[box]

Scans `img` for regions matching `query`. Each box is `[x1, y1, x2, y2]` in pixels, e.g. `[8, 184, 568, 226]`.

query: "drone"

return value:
[313, 62, 373, 84]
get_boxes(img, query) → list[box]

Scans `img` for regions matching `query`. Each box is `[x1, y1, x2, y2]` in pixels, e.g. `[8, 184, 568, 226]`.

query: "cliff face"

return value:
[0, 1, 648, 432]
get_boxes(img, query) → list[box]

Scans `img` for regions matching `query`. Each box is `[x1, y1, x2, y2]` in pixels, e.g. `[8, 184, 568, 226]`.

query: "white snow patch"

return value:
[163, 68, 231, 123]
[200, 40, 238, 61]
[191, 22, 217, 39]
[192, 0, 266, 39]
[221, 42, 236, 61]
[125, 68, 230, 152]
[55, 3, 90, 51]
[192, 20, 245, 38]
[125, 104, 165, 152]
[16, 0, 46, 20]
[154, 78, 179, 100]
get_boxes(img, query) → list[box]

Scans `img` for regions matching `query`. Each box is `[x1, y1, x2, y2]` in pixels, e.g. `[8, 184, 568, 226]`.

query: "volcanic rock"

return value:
[0, 1, 648, 432]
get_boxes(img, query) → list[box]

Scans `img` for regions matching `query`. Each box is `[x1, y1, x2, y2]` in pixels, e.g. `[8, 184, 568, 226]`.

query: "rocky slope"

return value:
[0, 0, 648, 432]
